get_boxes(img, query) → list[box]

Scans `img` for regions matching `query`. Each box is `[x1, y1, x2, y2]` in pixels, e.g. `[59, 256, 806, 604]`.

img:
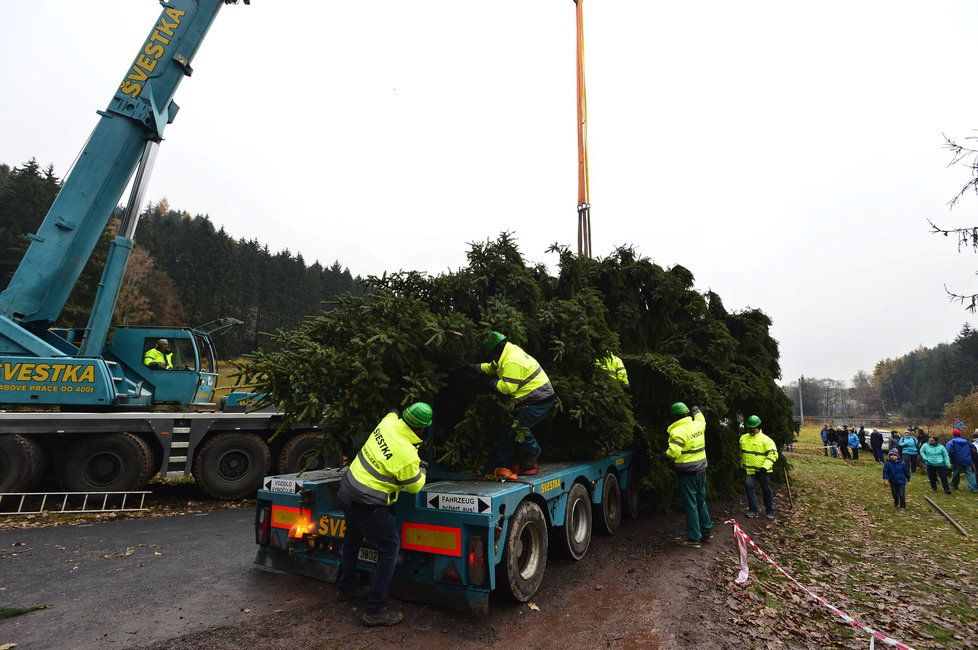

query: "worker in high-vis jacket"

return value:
[597, 353, 629, 389]
[739, 415, 779, 520]
[472, 331, 555, 476]
[337, 402, 431, 627]
[662, 401, 712, 548]
[143, 338, 173, 370]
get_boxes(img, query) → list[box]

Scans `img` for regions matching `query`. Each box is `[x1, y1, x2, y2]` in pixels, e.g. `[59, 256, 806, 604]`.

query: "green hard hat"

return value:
[670, 402, 690, 416]
[482, 331, 507, 353]
[746, 415, 761, 428]
[402, 402, 433, 429]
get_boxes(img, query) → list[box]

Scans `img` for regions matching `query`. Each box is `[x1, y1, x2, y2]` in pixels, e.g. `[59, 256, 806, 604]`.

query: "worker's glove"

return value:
[514, 428, 528, 444]
[755, 467, 766, 475]
[419, 460, 429, 471]
[467, 363, 483, 375]
[689, 406, 701, 416]
[481, 378, 498, 392]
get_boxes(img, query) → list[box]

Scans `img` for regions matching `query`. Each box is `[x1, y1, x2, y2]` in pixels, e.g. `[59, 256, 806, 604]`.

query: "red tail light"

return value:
[256, 506, 271, 545]
[468, 536, 486, 587]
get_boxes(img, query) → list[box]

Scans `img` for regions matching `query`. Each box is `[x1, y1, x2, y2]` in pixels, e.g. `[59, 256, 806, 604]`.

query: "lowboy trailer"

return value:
[254, 452, 640, 614]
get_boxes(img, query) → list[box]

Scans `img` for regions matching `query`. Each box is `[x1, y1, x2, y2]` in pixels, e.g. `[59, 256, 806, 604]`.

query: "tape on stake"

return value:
[725, 520, 914, 650]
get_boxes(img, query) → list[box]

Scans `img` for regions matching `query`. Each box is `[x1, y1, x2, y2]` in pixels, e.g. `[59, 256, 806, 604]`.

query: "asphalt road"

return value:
[0, 509, 327, 649]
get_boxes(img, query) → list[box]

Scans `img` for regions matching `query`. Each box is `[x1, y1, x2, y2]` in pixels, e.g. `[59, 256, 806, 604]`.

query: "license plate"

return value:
[358, 547, 378, 564]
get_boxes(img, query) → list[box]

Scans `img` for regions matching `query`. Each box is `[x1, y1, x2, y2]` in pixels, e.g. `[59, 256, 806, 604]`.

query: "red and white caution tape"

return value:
[726, 519, 914, 650]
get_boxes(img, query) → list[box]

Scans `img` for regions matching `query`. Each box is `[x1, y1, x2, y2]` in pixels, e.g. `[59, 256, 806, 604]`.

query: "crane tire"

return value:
[193, 432, 270, 500]
[554, 482, 592, 561]
[0, 435, 45, 493]
[500, 499, 548, 602]
[594, 472, 622, 535]
[61, 433, 152, 492]
[276, 432, 339, 475]
[127, 434, 157, 488]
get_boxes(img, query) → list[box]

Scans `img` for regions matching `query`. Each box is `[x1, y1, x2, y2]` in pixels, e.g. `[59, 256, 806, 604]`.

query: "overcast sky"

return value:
[2, 0, 977, 383]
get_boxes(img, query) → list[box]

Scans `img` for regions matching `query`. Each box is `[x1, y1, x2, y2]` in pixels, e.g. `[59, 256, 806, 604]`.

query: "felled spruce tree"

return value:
[242, 234, 796, 508]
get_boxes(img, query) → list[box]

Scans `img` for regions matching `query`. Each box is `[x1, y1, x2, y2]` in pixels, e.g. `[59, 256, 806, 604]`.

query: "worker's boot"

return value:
[361, 607, 404, 627]
[518, 464, 539, 476]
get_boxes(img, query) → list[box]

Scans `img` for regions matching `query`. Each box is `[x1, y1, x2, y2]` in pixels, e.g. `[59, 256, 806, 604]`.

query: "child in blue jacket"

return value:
[883, 448, 910, 509]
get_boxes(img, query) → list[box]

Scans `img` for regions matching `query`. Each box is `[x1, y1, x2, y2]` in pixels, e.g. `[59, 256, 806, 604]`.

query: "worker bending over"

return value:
[337, 402, 431, 627]
[739, 415, 778, 520]
[597, 353, 629, 389]
[473, 331, 555, 476]
[662, 402, 712, 547]
[143, 338, 173, 370]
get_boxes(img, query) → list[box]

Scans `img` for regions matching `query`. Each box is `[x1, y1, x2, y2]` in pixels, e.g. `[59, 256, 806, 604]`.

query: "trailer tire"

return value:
[555, 482, 592, 561]
[500, 499, 548, 602]
[0, 435, 45, 493]
[193, 432, 270, 500]
[594, 473, 622, 535]
[61, 433, 152, 492]
[276, 432, 339, 474]
[625, 468, 641, 519]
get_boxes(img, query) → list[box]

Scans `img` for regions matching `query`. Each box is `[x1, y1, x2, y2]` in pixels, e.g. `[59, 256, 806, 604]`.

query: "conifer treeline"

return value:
[0, 160, 360, 357]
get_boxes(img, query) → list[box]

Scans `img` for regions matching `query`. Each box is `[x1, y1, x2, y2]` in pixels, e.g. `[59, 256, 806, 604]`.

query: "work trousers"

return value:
[903, 455, 918, 473]
[821, 438, 828, 456]
[839, 443, 850, 459]
[829, 444, 838, 458]
[484, 396, 554, 472]
[338, 498, 400, 615]
[744, 471, 774, 515]
[950, 464, 978, 492]
[678, 473, 712, 542]
[871, 445, 884, 462]
[926, 465, 951, 493]
[889, 483, 906, 508]
[850, 447, 859, 460]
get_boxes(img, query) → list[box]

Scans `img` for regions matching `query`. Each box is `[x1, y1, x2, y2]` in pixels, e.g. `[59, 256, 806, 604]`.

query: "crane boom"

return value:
[0, 0, 236, 353]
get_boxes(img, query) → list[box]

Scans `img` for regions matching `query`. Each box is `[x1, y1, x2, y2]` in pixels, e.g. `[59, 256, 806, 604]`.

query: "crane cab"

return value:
[107, 326, 218, 405]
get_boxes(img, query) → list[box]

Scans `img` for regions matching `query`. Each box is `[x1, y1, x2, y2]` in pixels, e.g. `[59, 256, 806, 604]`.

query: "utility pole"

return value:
[574, 0, 592, 258]
[798, 376, 805, 425]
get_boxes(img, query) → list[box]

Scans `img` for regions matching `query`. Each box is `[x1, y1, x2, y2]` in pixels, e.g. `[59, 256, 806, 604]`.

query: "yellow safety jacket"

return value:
[341, 413, 426, 506]
[143, 348, 173, 369]
[665, 411, 708, 473]
[739, 430, 778, 475]
[597, 354, 629, 387]
[480, 342, 554, 404]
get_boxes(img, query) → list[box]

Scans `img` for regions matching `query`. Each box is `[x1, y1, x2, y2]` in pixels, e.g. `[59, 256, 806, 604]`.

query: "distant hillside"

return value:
[0, 159, 360, 357]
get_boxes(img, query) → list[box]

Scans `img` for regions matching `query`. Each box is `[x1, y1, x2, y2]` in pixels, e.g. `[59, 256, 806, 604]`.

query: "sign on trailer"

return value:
[263, 477, 304, 494]
[426, 492, 491, 513]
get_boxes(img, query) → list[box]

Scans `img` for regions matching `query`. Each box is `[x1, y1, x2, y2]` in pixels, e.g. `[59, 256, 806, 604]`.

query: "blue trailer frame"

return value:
[253, 452, 638, 615]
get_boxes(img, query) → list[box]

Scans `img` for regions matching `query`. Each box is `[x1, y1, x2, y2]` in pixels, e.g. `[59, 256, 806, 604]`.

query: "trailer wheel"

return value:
[61, 433, 152, 492]
[594, 473, 622, 535]
[0, 435, 45, 493]
[500, 499, 548, 602]
[555, 482, 592, 561]
[276, 432, 339, 474]
[625, 468, 641, 519]
[193, 432, 270, 500]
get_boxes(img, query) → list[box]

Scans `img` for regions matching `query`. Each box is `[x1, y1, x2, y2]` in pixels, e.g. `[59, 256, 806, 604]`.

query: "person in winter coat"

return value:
[870, 429, 885, 463]
[916, 429, 928, 453]
[946, 429, 978, 493]
[898, 431, 919, 473]
[858, 426, 868, 451]
[889, 431, 901, 456]
[918, 436, 952, 494]
[839, 426, 851, 459]
[883, 449, 911, 509]
[820, 425, 830, 457]
[972, 432, 978, 478]
[847, 430, 860, 460]
[826, 427, 839, 458]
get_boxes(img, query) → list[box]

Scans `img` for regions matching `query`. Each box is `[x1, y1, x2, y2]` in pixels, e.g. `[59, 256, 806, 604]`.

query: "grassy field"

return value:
[711, 425, 978, 648]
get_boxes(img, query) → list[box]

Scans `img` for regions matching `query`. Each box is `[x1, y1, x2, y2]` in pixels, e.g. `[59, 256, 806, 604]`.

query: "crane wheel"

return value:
[594, 472, 622, 535]
[61, 433, 153, 492]
[193, 432, 270, 500]
[500, 499, 548, 602]
[555, 482, 592, 561]
[276, 432, 339, 475]
[0, 435, 45, 493]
